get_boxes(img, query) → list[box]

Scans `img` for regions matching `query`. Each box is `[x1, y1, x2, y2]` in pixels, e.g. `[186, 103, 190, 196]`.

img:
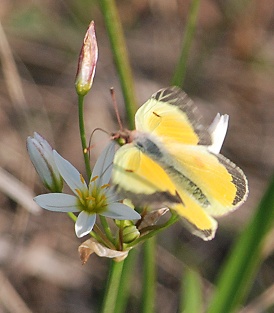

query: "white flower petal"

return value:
[102, 203, 141, 220]
[91, 142, 116, 186]
[27, 134, 63, 192]
[105, 187, 118, 203]
[34, 193, 80, 212]
[27, 137, 54, 186]
[75, 211, 96, 238]
[208, 114, 229, 154]
[53, 150, 88, 195]
[33, 132, 55, 161]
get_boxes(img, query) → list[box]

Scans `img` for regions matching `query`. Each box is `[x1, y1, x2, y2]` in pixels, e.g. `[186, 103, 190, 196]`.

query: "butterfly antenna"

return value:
[110, 87, 123, 131]
[87, 128, 110, 158]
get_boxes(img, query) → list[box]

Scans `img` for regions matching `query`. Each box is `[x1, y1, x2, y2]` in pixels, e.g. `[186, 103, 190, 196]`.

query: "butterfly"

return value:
[112, 87, 248, 240]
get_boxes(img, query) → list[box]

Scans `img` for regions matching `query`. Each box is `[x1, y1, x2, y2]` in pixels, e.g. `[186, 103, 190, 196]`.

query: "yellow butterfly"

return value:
[112, 87, 248, 240]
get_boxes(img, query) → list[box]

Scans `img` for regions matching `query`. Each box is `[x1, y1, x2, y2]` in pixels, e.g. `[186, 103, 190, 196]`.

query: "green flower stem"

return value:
[93, 224, 116, 250]
[101, 259, 125, 313]
[206, 174, 274, 313]
[114, 249, 138, 313]
[142, 237, 156, 313]
[100, 215, 114, 242]
[67, 212, 77, 222]
[99, 0, 137, 129]
[171, 0, 201, 87]
[118, 220, 125, 250]
[78, 94, 92, 179]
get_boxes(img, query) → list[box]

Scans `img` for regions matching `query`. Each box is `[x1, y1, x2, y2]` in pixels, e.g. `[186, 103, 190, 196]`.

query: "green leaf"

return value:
[207, 174, 274, 313]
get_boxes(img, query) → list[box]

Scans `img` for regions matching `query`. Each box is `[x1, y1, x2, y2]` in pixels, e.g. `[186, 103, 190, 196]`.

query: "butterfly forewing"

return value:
[135, 87, 212, 146]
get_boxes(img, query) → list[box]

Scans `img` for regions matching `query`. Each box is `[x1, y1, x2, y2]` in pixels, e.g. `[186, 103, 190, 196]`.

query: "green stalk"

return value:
[100, 215, 114, 242]
[78, 94, 92, 178]
[141, 237, 156, 313]
[99, 0, 137, 129]
[180, 268, 202, 313]
[101, 260, 125, 313]
[207, 174, 274, 313]
[114, 249, 138, 313]
[171, 0, 201, 87]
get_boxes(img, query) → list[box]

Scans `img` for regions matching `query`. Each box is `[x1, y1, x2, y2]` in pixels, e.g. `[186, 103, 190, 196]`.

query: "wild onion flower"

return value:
[75, 20, 98, 96]
[34, 142, 141, 237]
[27, 132, 63, 192]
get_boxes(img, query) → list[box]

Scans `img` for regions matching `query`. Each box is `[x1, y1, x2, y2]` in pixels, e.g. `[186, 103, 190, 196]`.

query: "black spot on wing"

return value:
[151, 86, 212, 146]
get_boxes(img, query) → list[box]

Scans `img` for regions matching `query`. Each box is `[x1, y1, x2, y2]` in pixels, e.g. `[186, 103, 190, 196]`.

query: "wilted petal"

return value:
[34, 193, 80, 212]
[79, 238, 130, 263]
[91, 141, 116, 187]
[75, 211, 96, 238]
[208, 114, 229, 154]
[138, 208, 169, 230]
[53, 150, 88, 195]
[102, 203, 141, 220]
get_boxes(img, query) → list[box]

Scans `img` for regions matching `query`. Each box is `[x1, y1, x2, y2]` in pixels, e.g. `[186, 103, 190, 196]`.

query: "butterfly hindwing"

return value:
[112, 144, 219, 240]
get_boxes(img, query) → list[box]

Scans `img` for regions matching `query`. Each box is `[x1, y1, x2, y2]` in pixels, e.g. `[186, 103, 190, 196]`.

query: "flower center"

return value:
[76, 178, 110, 214]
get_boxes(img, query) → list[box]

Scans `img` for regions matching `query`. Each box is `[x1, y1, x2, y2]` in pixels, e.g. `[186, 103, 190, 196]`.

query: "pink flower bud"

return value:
[75, 21, 98, 96]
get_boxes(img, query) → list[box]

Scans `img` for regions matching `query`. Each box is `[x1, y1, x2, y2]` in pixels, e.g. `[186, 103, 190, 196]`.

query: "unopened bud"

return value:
[122, 225, 140, 243]
[27, 133, 63, 192]
[75, 21, 98, 96]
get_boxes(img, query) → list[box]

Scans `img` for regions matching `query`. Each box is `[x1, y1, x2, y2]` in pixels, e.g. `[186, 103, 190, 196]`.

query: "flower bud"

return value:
[122, 225, 140, 243]
[75, 21, 98, 96]
[27, 132, 63, 192]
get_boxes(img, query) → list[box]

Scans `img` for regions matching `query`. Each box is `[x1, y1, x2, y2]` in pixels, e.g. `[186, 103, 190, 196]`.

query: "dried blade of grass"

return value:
[0, 20, 27, 110]
[239, 283, 274, 313]
[0, 270, 33, 313]
[0, 167, 40, 214]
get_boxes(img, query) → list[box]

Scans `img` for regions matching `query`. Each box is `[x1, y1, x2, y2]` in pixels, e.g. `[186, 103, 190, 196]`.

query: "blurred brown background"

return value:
[0, 0, 274, 312]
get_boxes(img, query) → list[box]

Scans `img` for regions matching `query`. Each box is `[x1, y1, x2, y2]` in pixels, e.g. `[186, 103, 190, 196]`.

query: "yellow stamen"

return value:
[101, 183, 110, 189]
[80, 174, 85, 184]
[91, 175, 99, 182]
[75, 189, 82, 198]
[86, 195, 95, 201]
